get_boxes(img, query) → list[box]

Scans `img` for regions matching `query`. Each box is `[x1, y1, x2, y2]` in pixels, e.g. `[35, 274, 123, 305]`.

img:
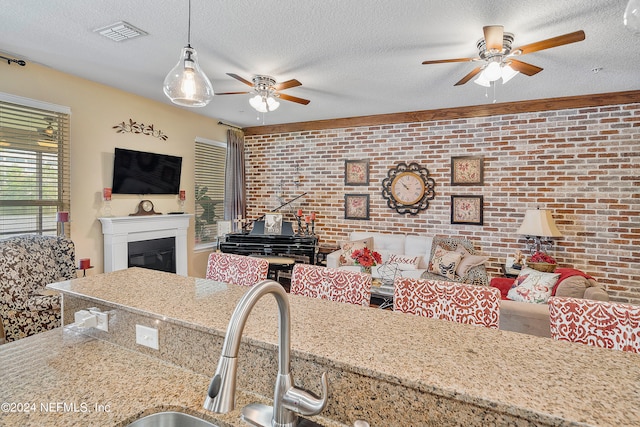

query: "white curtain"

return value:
[224, 129, 246, 227]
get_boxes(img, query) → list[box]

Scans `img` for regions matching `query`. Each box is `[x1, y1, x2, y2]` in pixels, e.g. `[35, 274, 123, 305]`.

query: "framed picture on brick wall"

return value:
[344, 159, 369, 185]
[344, 194, 370, 220]
[451, 195, 483, 225]
[451, 156, 484, 186]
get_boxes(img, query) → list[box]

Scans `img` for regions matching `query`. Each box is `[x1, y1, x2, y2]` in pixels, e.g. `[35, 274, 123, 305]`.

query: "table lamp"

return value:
[516, 208, 563, 254]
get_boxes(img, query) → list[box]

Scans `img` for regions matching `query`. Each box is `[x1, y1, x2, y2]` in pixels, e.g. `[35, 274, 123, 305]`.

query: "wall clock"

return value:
[382, 162, 435, 215]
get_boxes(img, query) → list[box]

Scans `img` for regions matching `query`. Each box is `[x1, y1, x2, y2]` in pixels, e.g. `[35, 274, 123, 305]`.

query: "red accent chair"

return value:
[206, 252, 269, 287]
[290, 264, 372, 307]
[394, 277, 501, 329]
[549, 297, 640, 353]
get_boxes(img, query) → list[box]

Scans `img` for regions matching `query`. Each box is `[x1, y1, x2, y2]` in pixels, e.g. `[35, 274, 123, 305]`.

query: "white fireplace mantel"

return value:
[99, 214, 192, 276]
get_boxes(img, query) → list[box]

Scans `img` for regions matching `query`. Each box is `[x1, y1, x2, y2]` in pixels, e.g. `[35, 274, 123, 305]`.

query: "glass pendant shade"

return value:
[624, 0, 640, 34]
[163, 45, 214, 107]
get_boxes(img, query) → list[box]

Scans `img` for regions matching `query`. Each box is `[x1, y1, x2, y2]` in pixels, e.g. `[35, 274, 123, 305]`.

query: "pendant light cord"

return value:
[187, 0, 192, 47]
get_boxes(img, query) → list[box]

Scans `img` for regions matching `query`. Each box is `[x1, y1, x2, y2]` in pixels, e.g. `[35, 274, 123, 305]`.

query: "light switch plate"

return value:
[135, 324, 158, 350]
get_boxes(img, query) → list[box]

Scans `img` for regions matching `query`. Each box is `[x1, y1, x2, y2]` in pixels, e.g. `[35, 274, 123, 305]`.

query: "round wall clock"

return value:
[382, 162, 435, 215]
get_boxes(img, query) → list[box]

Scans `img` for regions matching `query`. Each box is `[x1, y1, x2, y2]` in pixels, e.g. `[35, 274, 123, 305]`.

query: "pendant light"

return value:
[163, 0, 214, 107]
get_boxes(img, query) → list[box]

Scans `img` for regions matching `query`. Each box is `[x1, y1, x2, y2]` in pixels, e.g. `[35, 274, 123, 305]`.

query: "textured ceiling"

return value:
[1, 0, 638, 128]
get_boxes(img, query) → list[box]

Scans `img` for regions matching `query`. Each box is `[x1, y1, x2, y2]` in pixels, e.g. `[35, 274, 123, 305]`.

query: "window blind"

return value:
[194, 138, 226, 244]
[0, 98, 70, 237]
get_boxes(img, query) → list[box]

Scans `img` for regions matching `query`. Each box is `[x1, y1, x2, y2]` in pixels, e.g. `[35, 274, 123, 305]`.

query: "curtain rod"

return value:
[0, 54, 26, 66]
[218, 121, 243, 131]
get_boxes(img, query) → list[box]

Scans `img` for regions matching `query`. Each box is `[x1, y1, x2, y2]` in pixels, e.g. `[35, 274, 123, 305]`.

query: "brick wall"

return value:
[245, 103, 640, 304]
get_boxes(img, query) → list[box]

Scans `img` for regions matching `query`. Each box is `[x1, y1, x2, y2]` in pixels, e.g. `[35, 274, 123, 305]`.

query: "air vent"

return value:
[94, 21, 148, 42]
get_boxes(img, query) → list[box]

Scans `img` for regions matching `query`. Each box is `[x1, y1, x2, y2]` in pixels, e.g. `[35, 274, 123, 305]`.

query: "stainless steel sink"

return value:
[127, 411, 219, 427]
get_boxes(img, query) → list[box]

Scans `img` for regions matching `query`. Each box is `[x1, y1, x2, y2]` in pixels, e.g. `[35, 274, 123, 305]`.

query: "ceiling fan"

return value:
[422, 26, 585, 86]
[217, 73, 310, 112]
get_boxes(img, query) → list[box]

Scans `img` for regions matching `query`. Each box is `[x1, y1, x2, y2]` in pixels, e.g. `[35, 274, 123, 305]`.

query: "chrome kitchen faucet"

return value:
[204, 280, 328, 427]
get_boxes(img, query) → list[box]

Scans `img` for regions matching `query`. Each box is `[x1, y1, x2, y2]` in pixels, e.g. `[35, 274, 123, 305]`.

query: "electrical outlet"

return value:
[136, 324, 158, 350]
[88, 308, 109, 332]
[94, 311, 109, 332]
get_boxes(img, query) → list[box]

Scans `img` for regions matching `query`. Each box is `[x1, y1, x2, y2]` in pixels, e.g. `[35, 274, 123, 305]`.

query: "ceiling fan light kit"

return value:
[423, 25, 586, 89]
[217, 72, 310, 113]
[163, 0, 214, 107]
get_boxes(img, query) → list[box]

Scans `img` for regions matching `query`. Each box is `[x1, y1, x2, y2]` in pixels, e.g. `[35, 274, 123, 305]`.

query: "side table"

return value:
[316, 245, 339, 266]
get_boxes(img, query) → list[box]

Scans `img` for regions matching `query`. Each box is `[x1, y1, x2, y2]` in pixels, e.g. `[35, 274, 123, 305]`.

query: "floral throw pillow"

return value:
[388, 254, 423, 271]
[507, 267, 561, 304]
[338, 237, 373, 266]
[428, 245, 462, 280]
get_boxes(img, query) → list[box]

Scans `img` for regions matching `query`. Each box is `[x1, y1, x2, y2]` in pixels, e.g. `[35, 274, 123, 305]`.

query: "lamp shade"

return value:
[163, 46, 214, 107]
[516, 209, 563, 237]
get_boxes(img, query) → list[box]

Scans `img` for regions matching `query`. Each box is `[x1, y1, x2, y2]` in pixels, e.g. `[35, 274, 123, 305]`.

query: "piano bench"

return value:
[251, 255, 296, 282]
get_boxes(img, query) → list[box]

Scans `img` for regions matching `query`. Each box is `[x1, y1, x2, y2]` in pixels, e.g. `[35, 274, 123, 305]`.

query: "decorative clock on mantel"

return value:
[129, 199, 161, 216]
[381, 162, 436, 215]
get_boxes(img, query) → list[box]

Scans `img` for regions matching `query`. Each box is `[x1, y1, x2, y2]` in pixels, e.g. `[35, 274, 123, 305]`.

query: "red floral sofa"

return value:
[0, 235, 76, 342]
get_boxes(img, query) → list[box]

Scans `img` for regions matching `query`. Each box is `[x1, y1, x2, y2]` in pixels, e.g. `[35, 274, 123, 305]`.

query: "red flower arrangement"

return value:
[529, 251, 556, 264]
[351, 247, 382, 268]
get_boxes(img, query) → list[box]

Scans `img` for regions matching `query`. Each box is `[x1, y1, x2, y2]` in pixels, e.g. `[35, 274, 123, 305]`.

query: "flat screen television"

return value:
[111, 148, 182, 195]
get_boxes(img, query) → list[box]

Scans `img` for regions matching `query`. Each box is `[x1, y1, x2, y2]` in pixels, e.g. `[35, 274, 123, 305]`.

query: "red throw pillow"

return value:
[490, 277, 515, 300]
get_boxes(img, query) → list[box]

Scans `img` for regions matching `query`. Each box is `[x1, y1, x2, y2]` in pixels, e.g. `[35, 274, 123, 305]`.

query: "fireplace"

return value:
[99, 214, 192, 276]
[128, 237, 176, 273]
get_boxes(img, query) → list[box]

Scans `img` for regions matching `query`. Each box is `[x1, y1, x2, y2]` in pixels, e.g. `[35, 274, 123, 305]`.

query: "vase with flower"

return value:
[351, 247, 382, 275]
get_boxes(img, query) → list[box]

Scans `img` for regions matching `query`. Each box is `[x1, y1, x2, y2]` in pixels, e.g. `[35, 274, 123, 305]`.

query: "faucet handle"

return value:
[282, 372, 328, 417]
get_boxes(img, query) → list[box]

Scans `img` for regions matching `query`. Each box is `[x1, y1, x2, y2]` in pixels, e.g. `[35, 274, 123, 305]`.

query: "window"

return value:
[194, 137, 226, 246]
[0, 94, 70, 238]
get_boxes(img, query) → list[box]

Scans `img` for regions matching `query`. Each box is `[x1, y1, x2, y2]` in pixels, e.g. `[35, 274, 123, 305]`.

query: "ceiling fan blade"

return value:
[422, 57, 477, 65]
[226, 73, 254, 87]
[454, 66, 483, 86]
[278, 93, 311, 105]
[216, 91, 251, 95]
[274, 79, 302, 91]
[483, 25, 504, 51]
[515, 30, 585, 55]
[507, 59, 543, 76]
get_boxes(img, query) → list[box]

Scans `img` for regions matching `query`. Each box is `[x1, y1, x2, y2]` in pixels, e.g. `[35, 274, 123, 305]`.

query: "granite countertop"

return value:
[3, 267, 639, 426]
[0, 328, 345, 427]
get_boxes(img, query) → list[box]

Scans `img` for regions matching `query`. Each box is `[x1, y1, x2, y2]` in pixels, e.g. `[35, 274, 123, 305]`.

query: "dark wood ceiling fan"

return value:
[217, 73, 310, 105]
[422, 26, 585, 86]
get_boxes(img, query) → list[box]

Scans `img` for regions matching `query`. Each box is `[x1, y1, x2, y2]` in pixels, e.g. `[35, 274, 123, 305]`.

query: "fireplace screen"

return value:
[128, 237, 176, 273]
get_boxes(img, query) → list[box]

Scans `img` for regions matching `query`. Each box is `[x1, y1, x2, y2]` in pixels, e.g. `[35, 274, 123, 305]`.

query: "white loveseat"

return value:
[326, 232, 434, 280]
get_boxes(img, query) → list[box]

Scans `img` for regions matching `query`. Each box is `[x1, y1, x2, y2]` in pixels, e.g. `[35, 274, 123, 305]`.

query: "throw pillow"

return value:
[388, 254, 423, 271]
[338, 237, 374, 266]
[507, 267, 561, 304]
[428, 245, 462, 280]
[455, 246, 489, 277]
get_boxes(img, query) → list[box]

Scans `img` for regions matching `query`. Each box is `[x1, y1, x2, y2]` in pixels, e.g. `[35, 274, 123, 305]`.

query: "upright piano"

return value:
[219, 221, 318, 265]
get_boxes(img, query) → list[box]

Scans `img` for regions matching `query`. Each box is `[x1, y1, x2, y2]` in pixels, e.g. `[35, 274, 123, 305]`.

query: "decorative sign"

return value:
[113, 119, 168, 141]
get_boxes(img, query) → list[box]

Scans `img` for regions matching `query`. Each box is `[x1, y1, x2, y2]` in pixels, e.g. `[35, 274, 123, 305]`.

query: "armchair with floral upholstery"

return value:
[0, 235, 76, 343]
[420, 235, 489, 286]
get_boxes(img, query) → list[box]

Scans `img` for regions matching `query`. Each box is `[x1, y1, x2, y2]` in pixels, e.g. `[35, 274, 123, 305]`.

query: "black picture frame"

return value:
[344, 194, 370, 220]
[344, 159, 370, 186]
[451, 195, 484, 225]
[451, 156, 484, 186]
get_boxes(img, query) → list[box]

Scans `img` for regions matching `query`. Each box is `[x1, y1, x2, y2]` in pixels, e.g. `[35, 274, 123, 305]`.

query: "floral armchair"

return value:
[420, 236, 489, 286]
[0, 235, 76, 343]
